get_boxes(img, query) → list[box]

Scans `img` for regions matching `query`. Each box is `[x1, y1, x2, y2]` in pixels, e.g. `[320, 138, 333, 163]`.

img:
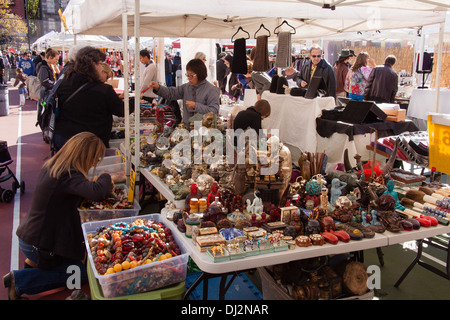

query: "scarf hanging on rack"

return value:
[275, 32, 292, 68]
[253, 35, 270, 72]
[231, 38, 248, 74]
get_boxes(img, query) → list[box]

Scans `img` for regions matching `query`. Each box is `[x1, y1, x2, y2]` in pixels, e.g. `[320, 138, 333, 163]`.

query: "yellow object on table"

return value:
[428, 114, 450, 174]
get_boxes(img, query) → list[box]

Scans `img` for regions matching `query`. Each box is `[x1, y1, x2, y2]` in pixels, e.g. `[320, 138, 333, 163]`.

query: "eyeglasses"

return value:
[185, 73, 197, 79]
[311, 55, 322, 58]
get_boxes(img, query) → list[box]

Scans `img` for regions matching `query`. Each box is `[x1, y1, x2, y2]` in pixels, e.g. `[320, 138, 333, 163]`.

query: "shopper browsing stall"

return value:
[334, 49, 355, 97]
[146, 58, 220, 127]
[54, 46, 128, 151]
[345, 52, 376, 101]
[363, 55, 398, 103]
[36, 48, 60, 92]
[3, 132, 113, 300]
[233, 99, 271, 133]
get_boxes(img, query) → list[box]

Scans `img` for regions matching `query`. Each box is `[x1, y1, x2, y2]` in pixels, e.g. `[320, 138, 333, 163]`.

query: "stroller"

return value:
[0, 141, 25, 203]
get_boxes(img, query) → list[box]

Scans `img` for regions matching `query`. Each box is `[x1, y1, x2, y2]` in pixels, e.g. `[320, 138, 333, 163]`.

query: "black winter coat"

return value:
[16, 168, 111, 261]
[55, 73, 125, 147]
[299, 58, 337, 99]
[363, 64, 398, 103]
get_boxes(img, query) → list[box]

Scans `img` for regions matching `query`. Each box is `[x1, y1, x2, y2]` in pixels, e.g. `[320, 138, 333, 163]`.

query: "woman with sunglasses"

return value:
[146, 58, 220, 127]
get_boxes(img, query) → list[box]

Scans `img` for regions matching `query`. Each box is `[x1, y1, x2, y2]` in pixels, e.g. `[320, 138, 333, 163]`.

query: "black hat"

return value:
[349, 49, 356, 57]
[339, 49, 351, 58]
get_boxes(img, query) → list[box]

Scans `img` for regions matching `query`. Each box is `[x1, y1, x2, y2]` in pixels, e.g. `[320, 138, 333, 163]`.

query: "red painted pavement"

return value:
[0, 83, 89, 300]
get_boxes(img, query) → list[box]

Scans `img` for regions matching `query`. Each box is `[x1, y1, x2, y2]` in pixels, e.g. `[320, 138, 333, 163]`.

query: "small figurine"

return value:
[207, 181, 221, 206]
[320, 187, 329, 212]
[250, 213, 259, 227]
[330, 178, 347, 207]
[260, 212, 268, 226]
[246, 190, 264, 217]
[383, 180, 405, 211]
[185, 183, 199, 213]
[289, 213, 304, 236]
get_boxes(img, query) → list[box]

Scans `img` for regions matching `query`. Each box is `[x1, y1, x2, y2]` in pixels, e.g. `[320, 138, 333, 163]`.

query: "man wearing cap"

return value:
[299, 45, 337, 99]
[216, 52, 229, 94]
[334, 49, 356, 97]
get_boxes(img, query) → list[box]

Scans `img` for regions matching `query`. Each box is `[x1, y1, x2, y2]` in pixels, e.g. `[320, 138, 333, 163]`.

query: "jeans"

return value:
[349, 93, 363, 101]
[13, 239, 88, 296]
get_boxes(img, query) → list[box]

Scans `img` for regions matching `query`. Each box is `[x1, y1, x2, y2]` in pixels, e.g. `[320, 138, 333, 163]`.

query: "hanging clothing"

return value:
[275, 32, 292, 68]
[253, 35, 270, 72]
[231, 38, 248, 74]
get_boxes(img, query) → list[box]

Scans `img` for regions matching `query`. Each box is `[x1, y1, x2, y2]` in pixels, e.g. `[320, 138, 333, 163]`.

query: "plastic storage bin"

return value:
[78, 198, 140, 223]
[98, 155, 124, 167]
[105, 148, 119, 157]
[78, 184, 140, 223]
[89, 162, 126, 184]
[87, 260, 186, 300]
[82, 214, 190, 298]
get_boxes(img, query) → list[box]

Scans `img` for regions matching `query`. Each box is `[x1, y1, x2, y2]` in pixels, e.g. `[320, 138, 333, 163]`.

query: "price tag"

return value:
[128, 167, 136, 202]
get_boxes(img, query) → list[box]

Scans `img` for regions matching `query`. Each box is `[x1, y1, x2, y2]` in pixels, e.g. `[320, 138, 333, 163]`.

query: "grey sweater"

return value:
[156, 79, 220, 126]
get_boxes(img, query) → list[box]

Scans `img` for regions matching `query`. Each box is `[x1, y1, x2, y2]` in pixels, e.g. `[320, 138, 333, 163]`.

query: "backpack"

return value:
[25, 75, 43, 101]
[36, 75, 88, 152]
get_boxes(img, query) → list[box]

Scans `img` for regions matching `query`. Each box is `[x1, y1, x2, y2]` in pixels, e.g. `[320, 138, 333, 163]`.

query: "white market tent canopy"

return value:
[32, 31, 124, 51]
[63, 0, 448, 39]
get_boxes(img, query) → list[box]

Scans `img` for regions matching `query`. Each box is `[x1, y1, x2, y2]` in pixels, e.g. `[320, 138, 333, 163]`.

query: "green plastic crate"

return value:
[87, 261, 186, 300]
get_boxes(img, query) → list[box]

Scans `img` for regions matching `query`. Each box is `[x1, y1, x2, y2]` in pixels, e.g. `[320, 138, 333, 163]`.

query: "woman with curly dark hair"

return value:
[53, 46, 127, 151]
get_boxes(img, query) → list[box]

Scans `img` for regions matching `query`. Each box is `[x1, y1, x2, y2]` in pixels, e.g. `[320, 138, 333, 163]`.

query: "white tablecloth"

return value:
[407, 88, 450, 120]
[261, 92, 335, 153]
[316, 133, 373, 171]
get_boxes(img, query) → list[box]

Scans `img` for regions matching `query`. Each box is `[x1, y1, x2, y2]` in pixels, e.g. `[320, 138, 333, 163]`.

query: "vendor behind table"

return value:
[145, 58, 220, 127]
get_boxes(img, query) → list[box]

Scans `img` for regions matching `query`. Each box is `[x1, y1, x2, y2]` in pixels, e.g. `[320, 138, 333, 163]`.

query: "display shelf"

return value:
[141, 168, 186, 208]
[160, 209, 387, 274]
[383, 223, 450, 246]
[161, 207, 450, 275]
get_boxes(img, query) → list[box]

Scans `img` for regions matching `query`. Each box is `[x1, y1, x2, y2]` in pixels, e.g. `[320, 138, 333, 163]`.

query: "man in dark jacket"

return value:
[216, 52, 229, 94]
[299, 45, 337, 99]
[363, 55, 398, 103]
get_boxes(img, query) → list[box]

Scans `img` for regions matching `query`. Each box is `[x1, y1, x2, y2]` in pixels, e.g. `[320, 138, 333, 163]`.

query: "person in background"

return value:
[33, 52, 45, 69]
[3, 132, 113, 300]
[345, 52, 376, 101]
[249, 47, 271, 100]
[232, 60, 254, 101]
[233, 99, 271, 148]
[61, 44, 85, 74]
[36, 48, 60, 93]
[147, 58, 220, 127]
[282, 66, 302, 87]
[334, 49, 354, 97]
[363, 55, 398, 103]
[173, 52, 181, 86]
[0, 52, 4, 84]
[100, 62, 114, 83]
[54, 46, 127, 151]
[233, 98, 271, 133]
[2, 51, 12, 84]
[165, 52, 174, 87]
[216, 52, 229, 94]
[299, 45, 337, 99]
[195, 52, 207, 64]
[18, 52, 35, 77]
[13, 68, 27, 106]
[139, 49, 158, 102]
